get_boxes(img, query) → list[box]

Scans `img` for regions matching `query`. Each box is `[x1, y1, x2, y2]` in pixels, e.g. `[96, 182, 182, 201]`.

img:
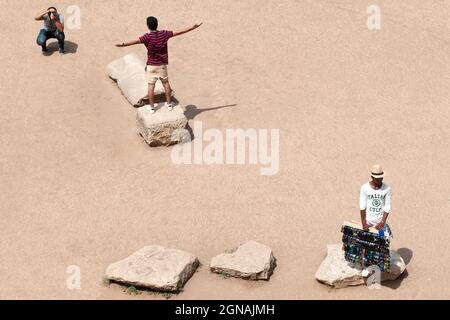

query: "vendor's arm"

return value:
[115, 40, 141, 47]
[375, 188, 391, 230]
[375, 212, 389, 230]
[360, 210, 370, 230]
[359, 186, 369, 230]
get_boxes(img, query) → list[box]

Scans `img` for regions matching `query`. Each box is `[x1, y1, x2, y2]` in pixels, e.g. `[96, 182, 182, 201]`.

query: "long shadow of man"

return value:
[183, 104, 236, 141]
[184, 104, 237, 120]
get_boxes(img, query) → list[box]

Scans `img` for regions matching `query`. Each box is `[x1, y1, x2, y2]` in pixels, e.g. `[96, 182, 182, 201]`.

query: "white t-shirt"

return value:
[359, 182, 391, 226]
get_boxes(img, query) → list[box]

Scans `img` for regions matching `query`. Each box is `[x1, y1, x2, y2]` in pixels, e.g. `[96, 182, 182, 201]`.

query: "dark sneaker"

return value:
[59, 48, 65, 54]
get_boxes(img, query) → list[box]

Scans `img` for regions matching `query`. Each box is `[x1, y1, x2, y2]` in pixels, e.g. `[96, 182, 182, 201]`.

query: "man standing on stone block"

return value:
[35, 7, 65, 54]
[116, 17, 202, 114]
[360, 164, 393, 238]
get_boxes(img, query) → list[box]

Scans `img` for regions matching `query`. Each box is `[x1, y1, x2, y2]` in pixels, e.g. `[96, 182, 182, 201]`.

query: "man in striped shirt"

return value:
[116, 17, 202, 113]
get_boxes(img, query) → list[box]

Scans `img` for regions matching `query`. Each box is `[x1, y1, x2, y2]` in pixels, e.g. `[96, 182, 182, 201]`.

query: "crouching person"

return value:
[35, 7, 65, 54]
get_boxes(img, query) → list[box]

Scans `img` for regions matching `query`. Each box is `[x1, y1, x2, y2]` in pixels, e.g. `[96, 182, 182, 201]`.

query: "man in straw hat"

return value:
[360, 164, 393, 237]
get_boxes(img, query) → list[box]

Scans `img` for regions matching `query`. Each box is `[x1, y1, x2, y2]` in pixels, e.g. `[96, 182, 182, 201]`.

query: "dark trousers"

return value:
[36, 29, 65, 50]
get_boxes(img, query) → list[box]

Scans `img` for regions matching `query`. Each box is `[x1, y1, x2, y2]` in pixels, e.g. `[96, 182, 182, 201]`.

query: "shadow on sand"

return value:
[184, 104, 237, 120]
[44, 41, 78, 55]
[382, 247, 413, 289]
[183, 104, 237, 141]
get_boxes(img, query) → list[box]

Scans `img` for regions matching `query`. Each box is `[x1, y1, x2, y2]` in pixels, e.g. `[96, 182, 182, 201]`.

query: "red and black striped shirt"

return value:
[139, 30, 174, 66]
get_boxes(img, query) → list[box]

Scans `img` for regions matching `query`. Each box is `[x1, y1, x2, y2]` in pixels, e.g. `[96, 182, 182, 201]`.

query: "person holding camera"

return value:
[35, 7, 65, 54]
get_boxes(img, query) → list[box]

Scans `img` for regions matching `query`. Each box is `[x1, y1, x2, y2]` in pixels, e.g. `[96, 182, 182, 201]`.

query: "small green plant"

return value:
[117, 284, 179, 299]
[162, 292, 173, 300]
[220, 271, 230, 279]
[122, 286, 141, 295]
[146, 289, 180, 299]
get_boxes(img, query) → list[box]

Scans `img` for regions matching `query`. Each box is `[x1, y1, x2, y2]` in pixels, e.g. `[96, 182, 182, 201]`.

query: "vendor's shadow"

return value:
[382, 247, 413, 289]
[184, 104, 237, 141]
[44, 41, 78, 55]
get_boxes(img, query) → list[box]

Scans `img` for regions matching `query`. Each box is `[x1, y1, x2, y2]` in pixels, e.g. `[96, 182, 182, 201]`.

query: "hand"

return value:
[192, 22, 203, 30]
[375, 221, 385, 231]
[362, 222, 370, 231]
[115, 43, 126, 47]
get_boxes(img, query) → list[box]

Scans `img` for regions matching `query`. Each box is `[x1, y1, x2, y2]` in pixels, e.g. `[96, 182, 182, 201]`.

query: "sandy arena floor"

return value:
[0, 0, 449, 299]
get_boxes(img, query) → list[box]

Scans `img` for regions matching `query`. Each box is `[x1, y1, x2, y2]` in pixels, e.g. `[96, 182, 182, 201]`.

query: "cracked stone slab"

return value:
[136, 104, 188, 147]
[210, 241, 277, 280]
[107, 53, 168, 107]
[105, 245, 199, 292]
[315, 244, 406, 288]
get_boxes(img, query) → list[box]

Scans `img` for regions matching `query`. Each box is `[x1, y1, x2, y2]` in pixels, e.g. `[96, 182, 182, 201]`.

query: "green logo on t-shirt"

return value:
[372, 199, 381, 207]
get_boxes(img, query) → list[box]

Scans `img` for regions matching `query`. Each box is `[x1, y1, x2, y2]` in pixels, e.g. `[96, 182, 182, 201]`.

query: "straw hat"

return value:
[370, 164, 385, 178]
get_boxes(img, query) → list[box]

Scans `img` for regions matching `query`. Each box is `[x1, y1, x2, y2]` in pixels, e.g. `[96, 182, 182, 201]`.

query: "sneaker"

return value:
[165, 102, 174, 111]
[59, 48, 65, 54]
[42, 46, 48, 53]
[145, 105, 156, 114]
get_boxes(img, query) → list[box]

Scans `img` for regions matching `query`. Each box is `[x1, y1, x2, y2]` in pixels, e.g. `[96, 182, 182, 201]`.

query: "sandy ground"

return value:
[0, 0, 449, 300]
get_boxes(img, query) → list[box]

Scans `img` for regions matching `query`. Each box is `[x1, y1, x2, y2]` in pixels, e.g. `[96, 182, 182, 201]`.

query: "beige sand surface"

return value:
[0, 0, 449, 299]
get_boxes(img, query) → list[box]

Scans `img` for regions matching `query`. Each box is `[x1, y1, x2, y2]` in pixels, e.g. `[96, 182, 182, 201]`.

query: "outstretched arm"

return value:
[173, 22, 203, 37]
[115, 40, 141, 47]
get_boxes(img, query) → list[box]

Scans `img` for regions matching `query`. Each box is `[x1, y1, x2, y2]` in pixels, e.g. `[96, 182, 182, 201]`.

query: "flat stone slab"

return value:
[210, 241, 276, 280]
[315, 244, 406, 288]
[136, 104, 189, 147]
[107, 53, 167, 107]
[105, 246, 199, 292]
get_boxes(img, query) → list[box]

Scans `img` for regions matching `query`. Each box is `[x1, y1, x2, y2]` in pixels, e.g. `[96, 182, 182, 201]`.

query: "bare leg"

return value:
[148, 83, 156, 107]
[163, 81, 172, 105]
